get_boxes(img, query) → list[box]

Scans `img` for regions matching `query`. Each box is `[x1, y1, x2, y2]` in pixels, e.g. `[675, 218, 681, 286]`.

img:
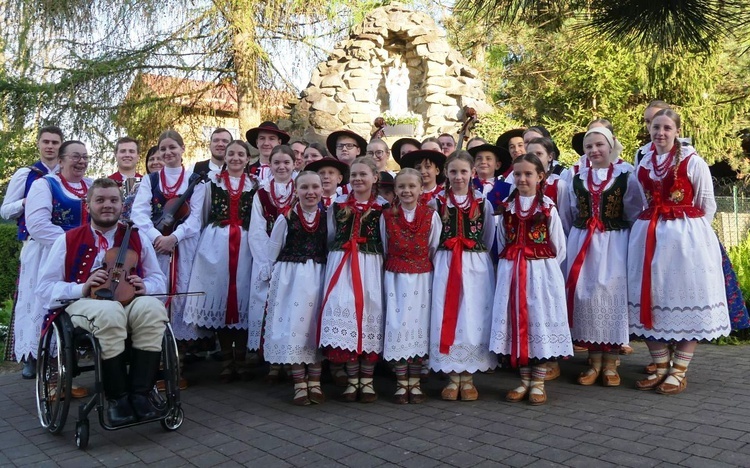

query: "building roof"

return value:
[132, 73, 291, 117]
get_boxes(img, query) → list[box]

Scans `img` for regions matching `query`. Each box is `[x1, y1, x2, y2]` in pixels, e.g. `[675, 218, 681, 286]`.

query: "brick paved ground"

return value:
[1, 341, 749, 467]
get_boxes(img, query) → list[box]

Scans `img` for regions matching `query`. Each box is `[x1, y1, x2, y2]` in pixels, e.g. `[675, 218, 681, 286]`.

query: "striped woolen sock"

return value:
[290, 366, 306, 384]
[664, 350, 693, 386]
[307, 364, 322, 382]
[360, 361, 375, 378]
[345, 360, 360, 378]
[649, 346, 671, 375]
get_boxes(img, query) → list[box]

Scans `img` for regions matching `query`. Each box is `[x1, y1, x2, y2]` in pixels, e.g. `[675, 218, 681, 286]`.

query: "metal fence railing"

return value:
[714, 179, 750, 248]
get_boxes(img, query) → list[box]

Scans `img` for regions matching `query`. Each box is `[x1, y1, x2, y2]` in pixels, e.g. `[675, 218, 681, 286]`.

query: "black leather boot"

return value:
[102, 354, 136, 427]
[129, 349, 163, 420]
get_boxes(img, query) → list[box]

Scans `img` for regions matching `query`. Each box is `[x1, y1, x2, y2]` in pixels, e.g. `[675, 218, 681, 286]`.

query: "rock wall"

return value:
[287, 2, 493, 143]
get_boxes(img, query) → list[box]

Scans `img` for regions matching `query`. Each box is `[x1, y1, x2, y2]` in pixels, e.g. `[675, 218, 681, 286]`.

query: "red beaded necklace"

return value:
[222, 172, 246, 199]
[448, 190, 472, 212]
[160, 167, 185, 199]
[651, 143, 677, 179]
[296, 204, 321, 232]
[587, 164, 615, 197]
[270, 179, 294, 208]
[514, 195, 540, 221]
[397, 204, 424, 233]
[59, 174, 87, 199]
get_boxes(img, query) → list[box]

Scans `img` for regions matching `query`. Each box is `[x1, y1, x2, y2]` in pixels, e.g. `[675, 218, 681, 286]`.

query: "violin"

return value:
[371, 117, 386, 141]
[455, 107, 478, 152]
[91, 221, 138, 305]
[152, 172, 206, 236]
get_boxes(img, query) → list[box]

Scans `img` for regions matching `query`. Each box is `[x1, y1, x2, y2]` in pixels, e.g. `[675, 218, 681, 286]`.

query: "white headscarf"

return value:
[584, 127, 623, 163]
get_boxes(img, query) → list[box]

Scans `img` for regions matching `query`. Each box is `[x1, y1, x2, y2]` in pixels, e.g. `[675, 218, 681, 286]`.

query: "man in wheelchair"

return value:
[36, 177, 169, 427]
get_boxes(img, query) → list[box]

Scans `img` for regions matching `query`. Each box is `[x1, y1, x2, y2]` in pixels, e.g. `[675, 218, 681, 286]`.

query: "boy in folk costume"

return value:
[429, 152, 497, 401]
[246, 121, 290, 182]
[491, 154, 573, 405]
[380, 169, 442, 403]
[318, 157, 388, 402]
[1, 126, 62, 374]
[306, 157, 348, 209]
[264, 171, 328, 405]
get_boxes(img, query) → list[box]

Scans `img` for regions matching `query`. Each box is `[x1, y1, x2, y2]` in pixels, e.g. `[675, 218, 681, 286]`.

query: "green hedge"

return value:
[0, 223, 21, 301]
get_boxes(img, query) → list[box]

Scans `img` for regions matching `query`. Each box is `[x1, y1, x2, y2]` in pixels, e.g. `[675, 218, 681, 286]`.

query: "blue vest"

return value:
[46, 176, 87, 231]
[17, 161, 51, 240]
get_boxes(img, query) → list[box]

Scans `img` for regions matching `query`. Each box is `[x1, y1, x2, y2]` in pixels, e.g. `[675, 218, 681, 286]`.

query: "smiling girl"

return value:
[131, 130, 211, 375]
[264, 171, 328, 406]
[627, 109, 729, 395]
[491, 154, 572, 405]
[380, 168, 441, 404]
[318, 156, 388, 403]
[563, 128, 641, 387]
[185, 140, 256, 382]
[247, 144, 296, 381]
[430, 152, 496, 401]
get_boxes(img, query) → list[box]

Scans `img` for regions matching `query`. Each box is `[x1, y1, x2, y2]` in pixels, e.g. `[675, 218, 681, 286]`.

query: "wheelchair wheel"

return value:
[159, 323, 181, 403]
[75, 419, 89, 449]
[160, 406, 183, 431]
[36, 315, 74, 434]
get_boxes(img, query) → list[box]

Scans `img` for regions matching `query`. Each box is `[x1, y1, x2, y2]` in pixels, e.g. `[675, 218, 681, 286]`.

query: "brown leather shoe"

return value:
[577, 368, 600, 386]
[359, 379, 378, 403]
[441, 383, 459, 401]
[644, 362, 657, 374]
[544, 362, 560, 381]
[71, 384, 89, 399]
[635, 362, 669, 390]
[459, 382, 479, 401]
[506, 383, 529, 402]
[656, 375, 687, 395]
[528, 385, 547, 405]
[392, 380, 409, 404]
[308, 384, 326, 404]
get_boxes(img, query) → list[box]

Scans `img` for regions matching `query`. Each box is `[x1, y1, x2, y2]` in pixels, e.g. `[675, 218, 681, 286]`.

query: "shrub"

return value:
[0, 224, 20, 302]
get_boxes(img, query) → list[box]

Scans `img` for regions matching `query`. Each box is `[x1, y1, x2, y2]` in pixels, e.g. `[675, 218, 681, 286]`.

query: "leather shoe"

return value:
[107, 395, 136, 427]
[71, 384, 89, 399]
[21, 358, 36, 379]
[130, 392, 161, 420]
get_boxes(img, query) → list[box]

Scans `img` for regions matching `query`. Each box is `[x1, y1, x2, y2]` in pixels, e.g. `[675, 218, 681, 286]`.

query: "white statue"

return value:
[385, 56, 409, 115]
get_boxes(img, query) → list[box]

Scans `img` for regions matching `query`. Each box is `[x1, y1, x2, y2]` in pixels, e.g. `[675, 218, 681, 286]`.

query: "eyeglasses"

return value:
[336, 143, 358, 150]
[366, 150, 387, 157]
[63, 153, 89, 162]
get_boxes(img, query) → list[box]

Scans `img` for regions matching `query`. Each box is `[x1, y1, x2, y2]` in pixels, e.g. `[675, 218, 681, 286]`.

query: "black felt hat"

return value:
[571, 132, 586, 156]
[245, 121, 290, 148]
[325, 130, 368, 160]
[468, 144, 513, 177]
[391, 137, 422, 166]
[495, 128, 526, 152]
[305, 157, 350, 184]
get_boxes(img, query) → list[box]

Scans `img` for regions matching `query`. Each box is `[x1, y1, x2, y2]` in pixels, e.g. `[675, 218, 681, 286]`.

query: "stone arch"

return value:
[288, 3, 493, 142]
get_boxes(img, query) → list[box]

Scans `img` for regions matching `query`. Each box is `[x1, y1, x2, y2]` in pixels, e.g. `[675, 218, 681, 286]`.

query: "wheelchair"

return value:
[35, 308, 184, 449]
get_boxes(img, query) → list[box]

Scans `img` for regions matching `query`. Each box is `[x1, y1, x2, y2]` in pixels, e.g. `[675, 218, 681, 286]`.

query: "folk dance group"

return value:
[3, 101, 745, 418]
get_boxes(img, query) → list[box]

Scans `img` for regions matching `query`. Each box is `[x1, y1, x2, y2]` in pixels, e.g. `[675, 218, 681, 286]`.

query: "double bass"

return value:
[455, 107, 478, 152]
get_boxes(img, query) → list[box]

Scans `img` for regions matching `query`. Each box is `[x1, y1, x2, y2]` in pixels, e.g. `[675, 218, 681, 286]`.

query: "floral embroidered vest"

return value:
[572, 172, 630, 231]
[206, 181, 254, 230]
[330, 202, 384, 255]
[637, 154, 704, 221]
[500, 208, 556, 259]
[64, 224, 144, 284]
[436, 197, 488, 252]
[46, 176, 87, 231]
[277, 209, 328, 264]
[149, 172, 201, 226]
[383, 204, 434, 273]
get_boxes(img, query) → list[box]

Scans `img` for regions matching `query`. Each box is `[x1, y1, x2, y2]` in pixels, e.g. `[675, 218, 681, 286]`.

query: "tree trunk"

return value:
[227, 1, 261, 134]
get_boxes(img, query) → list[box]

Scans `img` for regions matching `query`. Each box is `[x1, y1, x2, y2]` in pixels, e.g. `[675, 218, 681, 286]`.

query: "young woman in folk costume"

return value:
[264, 171, 328, 405]
[561, 128, 641, 387]
[380, 168, 442, 404]
[628, 109, 730, 394]
[429, 152, 497, 401]
[22, 140, 91, 395]
[318, 156, 388, 403]
[490, 154, 572, 405]
[131, 130, 211, 386]
[247, 144, 297, 381]
[184, 140, 255, 382]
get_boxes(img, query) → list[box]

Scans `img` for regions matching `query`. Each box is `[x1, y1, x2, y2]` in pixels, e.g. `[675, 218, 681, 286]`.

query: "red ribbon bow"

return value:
[439, 236, 476, 354]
